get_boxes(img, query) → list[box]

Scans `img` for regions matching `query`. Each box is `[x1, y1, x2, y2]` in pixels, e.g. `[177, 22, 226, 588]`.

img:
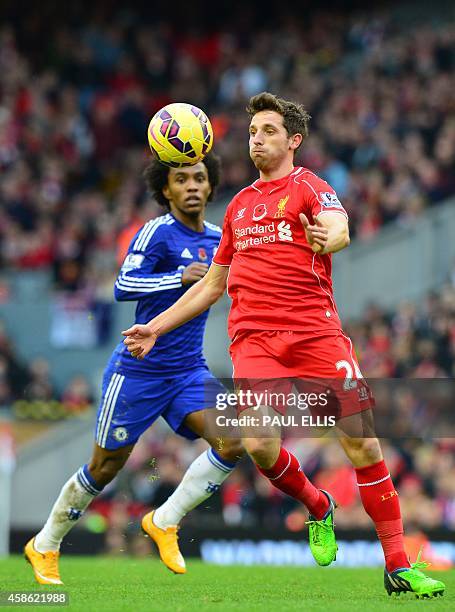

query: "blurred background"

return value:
[1, 0, 454, 567]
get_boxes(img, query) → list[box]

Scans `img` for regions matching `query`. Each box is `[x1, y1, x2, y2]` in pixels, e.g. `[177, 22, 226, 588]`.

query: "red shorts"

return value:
[229, 330, 374, 419]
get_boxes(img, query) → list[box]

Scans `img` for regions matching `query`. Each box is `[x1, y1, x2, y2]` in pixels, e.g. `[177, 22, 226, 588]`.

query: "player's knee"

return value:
[216, 439, 245, 463]
[242, 437, 280, 469]
[343, 436, 382, 466]
[88, 455, 123, 487]
[359, 437, 383, 464]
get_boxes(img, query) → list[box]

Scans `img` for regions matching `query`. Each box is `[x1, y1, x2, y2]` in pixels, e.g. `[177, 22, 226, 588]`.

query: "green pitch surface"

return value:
[2, 556, 454, 611]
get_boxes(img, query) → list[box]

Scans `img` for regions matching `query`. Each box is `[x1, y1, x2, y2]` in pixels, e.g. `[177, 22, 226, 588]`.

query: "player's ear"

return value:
[290, 133, 303, 151]
[162, 184, 171, 200]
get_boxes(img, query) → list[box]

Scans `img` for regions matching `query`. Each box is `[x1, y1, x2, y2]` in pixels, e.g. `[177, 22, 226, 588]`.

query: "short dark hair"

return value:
[143, 153, 221, 210]
[246, 91, 311, 145]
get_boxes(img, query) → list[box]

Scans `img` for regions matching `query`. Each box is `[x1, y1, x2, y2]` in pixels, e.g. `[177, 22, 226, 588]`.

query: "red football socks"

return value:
[257, 447, 329, 519]
[355, 460, 410, 572]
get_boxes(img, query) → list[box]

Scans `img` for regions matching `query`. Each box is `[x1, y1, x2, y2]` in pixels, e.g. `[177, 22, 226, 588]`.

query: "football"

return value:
[147, 103, 214, 167]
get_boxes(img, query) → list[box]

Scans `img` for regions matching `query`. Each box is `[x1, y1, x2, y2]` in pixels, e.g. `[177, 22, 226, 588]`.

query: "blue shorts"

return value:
[94, 365, 225, 449]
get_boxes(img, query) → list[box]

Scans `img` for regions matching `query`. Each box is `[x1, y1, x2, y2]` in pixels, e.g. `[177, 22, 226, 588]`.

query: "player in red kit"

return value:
[123, 93, 445, 599]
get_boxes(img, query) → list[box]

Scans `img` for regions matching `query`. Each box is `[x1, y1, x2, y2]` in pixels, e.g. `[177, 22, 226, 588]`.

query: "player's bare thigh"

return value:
[88, 442, 135, 488]
[183, 410, 244, 463]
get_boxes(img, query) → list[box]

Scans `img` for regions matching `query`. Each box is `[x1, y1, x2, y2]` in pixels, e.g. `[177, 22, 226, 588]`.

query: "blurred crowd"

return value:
[346, 282, 455, 378]
[0, 320, 93, 412]
[0, 3, 454, 291]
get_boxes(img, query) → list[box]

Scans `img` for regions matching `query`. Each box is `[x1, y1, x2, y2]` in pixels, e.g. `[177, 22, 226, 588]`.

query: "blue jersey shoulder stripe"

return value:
[135, 215, 175, 252]
[203, 220, 222, 233]
[133, 216, 163, 252]
[134, 214, 174, 252]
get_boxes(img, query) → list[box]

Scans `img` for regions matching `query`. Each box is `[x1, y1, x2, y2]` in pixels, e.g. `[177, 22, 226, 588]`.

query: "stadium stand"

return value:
[0, 5, 454, 290]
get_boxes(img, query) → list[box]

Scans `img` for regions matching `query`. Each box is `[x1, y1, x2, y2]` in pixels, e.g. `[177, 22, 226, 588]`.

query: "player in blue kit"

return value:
[25, 153, 243, 585]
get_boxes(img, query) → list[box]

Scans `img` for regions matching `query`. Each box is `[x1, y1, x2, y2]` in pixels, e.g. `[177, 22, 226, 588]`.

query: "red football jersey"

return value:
[213, 166, 349, 339]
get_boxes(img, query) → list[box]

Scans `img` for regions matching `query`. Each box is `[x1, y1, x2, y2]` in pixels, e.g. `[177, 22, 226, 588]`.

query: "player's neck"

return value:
[258, 159, 295, 182]
[171, 209, 204, 233]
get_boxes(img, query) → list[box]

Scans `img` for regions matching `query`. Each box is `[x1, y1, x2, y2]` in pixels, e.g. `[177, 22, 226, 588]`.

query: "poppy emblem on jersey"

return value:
[274, 194, 289, 218]
[113, 427, 129, 442]
[198, 247, 207, 261]
[252, 203, 267, 221]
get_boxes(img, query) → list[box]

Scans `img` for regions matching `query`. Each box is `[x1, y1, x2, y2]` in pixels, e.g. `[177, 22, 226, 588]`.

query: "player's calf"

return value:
[247, 443, 338, 565]
[27, 444, 133, 584]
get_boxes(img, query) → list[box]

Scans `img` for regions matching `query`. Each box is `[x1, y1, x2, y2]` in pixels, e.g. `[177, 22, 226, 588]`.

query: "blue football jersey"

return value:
[112, 213, 222, 377]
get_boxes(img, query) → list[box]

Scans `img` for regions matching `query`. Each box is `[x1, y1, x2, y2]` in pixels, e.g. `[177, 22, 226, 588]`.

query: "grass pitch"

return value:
[1, 556, 454, 611]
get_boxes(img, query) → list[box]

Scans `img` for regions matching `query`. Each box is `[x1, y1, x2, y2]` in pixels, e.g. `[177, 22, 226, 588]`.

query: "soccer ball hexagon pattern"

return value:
[148, 103, 214, 167]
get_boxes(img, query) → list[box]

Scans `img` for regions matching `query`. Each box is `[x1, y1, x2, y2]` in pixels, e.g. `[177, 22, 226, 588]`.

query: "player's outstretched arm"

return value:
[122, 263, 229, 359]
[299, 212, 350, 255]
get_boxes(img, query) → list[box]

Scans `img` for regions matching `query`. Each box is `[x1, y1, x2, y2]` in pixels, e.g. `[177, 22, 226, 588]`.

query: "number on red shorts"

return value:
[335, 358, 364, 391]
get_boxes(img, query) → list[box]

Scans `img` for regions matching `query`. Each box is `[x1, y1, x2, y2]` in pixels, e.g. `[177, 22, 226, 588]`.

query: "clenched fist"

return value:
[182, 262, 209, 285]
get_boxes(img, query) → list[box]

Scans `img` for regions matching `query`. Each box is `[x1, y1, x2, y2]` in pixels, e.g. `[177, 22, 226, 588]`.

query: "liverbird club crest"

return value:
[274, 194, 289, 218]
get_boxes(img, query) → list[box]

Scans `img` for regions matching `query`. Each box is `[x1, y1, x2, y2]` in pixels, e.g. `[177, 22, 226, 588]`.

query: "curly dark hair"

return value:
[246, 91, 311, 148]
[143, 153, 221, 210]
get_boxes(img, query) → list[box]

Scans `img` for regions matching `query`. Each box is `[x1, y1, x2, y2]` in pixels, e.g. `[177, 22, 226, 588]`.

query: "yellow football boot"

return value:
[24, 537, 63, 585]
[141, 511, 186, 574]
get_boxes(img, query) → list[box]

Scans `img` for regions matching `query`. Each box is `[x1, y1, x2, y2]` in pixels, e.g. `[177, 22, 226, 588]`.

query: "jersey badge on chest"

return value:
[274, 194, 289, 218]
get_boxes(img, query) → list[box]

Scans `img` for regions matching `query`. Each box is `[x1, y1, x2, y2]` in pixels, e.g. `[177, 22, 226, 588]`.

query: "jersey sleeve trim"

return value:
[316, 209, 349, 219]
[115, 270, 183, 294]
[212, 260, 231, 267]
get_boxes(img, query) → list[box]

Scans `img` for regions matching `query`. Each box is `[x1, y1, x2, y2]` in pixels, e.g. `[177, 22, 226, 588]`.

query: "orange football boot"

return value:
[141, 510, 186, 574]
[24, 537, 63, 585]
